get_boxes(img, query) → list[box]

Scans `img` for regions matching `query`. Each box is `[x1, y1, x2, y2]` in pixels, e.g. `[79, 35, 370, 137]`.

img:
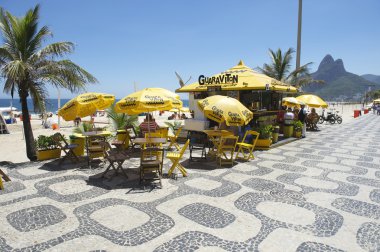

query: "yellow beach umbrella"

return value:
[177, 60, 297, 93]
[282, 97, 304, 108]
[296, 94, 328, 108]
[115, 88, 182, 114]
[198, 95, 253, 126]
[373, 99, 380, 104]
[58, 93, 115, 121]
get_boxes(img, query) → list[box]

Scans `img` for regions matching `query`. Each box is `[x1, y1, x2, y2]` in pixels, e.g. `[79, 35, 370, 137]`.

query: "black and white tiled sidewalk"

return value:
[0, 114, 379, 251]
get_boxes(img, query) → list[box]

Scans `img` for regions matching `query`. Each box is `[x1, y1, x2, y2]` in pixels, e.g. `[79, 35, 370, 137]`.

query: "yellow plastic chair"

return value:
[168, 127, 182, 151]
[217, 135, 238, 167]
[166, 139, 190, 177]
[235, 130, 260, 161]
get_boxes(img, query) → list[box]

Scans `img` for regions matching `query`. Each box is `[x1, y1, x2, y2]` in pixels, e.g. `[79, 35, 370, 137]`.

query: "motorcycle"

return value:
[318, 110, 336, 124]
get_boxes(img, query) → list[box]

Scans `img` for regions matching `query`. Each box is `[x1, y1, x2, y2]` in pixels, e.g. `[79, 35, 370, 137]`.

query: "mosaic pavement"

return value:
[0, 114, 380, 251]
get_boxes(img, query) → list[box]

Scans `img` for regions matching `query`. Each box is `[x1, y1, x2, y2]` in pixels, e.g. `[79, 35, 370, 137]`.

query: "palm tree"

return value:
[0, 5, 97, 161]
[257, 48, 323, 89]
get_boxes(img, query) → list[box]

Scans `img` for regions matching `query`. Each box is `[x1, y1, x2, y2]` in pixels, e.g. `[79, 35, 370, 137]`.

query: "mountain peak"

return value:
[317, 54, 346, 74]
[306, 54, 380, 101]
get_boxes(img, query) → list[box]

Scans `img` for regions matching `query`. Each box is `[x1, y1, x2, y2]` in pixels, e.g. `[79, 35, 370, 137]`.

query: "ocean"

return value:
[0, 98, 189, 113]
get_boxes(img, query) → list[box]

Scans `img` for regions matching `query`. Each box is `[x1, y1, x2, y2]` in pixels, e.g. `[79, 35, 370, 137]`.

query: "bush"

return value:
[294, 120, 303, 132]
[35, 135, 59, 151]
[257, 125, 273, 139]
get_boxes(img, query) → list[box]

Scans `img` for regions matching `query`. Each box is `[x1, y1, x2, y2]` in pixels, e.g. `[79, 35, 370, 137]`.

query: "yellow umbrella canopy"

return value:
[58, 93, 115, 121]
[198, 95, 253, 126]
[115, 88, 182, 114]
[296, 94, 328, 108]
[176, 60, 297, 93]
[373, 98, 380, 104]
[282, 97, 304, 108]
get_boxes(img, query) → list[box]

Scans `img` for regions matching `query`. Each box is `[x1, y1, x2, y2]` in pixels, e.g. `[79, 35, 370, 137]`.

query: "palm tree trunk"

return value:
[20, 91, 37, 161]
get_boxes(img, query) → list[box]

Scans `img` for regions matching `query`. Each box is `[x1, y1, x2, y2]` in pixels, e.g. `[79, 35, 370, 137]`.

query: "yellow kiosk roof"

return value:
[176, 60, 297, 93]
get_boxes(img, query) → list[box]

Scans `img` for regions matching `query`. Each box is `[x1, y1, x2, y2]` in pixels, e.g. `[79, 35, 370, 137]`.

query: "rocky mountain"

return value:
[361, 74, 380, 84]
[304, 55, 380, 101]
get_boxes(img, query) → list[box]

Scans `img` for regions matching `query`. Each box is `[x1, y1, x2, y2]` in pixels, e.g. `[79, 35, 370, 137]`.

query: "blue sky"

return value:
[1, 0, 380, 99]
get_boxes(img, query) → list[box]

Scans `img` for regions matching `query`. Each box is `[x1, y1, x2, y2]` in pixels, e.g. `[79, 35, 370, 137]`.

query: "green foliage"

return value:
[72, 122, 93, 135]
[106, 103, 138, 131]
[367, 89, 380, 100]
[293, 120, 303, 132]
[257, 48, 323, 89]
[257, 125, 273, 139]
[164, 120, 182, 134]
[0, 5, 97, 160]
[34, 135, 58, 150]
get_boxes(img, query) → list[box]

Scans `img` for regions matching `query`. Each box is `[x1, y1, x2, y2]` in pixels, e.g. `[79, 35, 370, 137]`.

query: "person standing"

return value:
[298, 104, 307, 138]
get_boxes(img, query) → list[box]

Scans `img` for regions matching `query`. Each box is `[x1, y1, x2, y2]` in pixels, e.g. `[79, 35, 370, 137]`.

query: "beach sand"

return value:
[0, 104, 365, 163]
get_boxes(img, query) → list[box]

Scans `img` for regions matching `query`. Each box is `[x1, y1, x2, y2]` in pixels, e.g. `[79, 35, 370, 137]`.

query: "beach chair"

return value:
[111, 132, 129, 151]
[166, 139, 190, 177]
[144, 132, 163, 149]
[156, 127, 169, 139]
[140, 147, 164, 188]
[100, 142, 129, 179]
[168, 127, 182, 151]
[217, 135, 238, 167]
[125, 125, 138, 150]
[87, 135, 106, 165]
[0, 168, 10, 190]
[52, 133, 80, 164]
[235, 130, 259, 161]
[187, 130, 208, 161]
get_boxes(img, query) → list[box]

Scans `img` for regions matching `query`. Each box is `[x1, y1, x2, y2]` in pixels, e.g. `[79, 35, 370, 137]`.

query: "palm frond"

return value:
[106, 104, 138, 131]
[28, 82, 47, 113]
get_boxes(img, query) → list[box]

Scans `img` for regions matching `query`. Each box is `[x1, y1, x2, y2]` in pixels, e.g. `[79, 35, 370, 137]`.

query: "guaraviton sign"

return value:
[198, 74, 238, 85]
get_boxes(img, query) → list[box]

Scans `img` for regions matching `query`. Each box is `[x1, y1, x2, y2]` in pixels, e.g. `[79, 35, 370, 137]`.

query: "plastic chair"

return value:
[52, 133, 80, 164]
[166, 139, 190, 177]
[140, 147, 164, 188]
[217, 135, 238, 167]
[235, 130, 260, 161]
[168, 127, 182, 151]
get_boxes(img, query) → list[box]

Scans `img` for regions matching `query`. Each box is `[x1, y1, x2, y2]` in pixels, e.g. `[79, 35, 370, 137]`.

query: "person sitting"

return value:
[139, 113, 159, 136]
[306, 108, 319, 130]
[168, 113, 175, 120]
[74, 117, 81, 127]
[181, 113, 188, 119]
